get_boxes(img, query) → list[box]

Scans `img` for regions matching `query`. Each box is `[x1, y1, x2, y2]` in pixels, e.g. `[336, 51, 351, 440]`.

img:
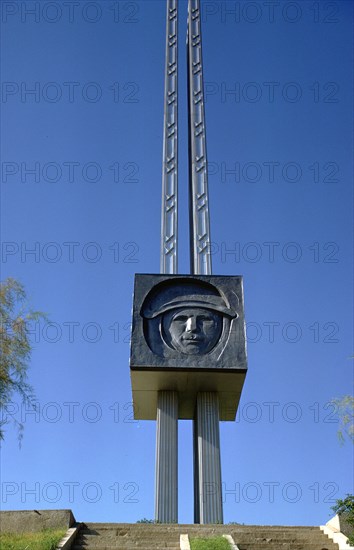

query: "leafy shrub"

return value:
[332, 494, 354, 546]
[136, 518, 155, 523]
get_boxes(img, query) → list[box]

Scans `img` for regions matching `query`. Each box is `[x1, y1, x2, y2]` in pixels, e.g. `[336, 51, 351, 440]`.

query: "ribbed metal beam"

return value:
[160, 0, 178, 275]
[187, 0, 212, 276]
[156, 0, 179, 524]
[194, 392, 223, 524]
[155, 391, 178, 523]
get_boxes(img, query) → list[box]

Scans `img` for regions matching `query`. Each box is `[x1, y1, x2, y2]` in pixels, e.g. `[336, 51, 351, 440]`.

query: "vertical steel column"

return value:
[155, 390, 178, 523]
[187, 0, 223, 524]
[187, 0, 212, 276]
[156, 0, 178, 524]
[195, 393, 223, 524]
[161, 0, 178, 275]
[194, 403, 223, 524]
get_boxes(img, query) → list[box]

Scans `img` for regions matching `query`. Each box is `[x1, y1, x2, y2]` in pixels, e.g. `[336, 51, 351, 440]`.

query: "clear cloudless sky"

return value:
[0, 0, 353, 526]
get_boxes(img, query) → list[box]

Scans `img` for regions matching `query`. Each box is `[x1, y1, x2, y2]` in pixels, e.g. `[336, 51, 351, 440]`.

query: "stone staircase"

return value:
[188, 525, 339, 549]
[71, 523, 340, 550]
[185, 525, 339, 549]
[72, 523, 181, 550]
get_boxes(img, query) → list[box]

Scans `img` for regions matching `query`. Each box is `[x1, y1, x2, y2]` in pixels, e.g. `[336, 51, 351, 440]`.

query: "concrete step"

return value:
[73, 544, 181, 547]
[228, 532, 332, 541]
[230, 537, 334, 544]
[231, 529, 338, 550]
[73, 539, 180, 549]
[78, 530, 180, 542]
[72, 523, 339, 550]
[73, 525, 181, 550]
[72, 545, 180, 550]
[73, 548, 180, 550]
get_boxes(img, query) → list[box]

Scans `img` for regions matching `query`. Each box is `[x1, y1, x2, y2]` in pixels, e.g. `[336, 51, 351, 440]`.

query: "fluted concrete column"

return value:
[155, 390, 178, 523]
[194, 392, 223, 524]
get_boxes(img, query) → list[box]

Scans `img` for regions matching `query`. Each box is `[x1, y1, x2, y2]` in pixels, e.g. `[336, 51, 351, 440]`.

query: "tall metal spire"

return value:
[161, 0, 178, 275]
[187, 0, 212, 276]
[156, 0, 223, 525]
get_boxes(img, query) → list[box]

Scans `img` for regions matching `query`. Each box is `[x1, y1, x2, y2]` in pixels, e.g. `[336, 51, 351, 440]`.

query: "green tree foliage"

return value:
[331, 494, 354, 546]
[0, 278, 45, 441]
[331, 395, 354, 444]
[136, 518, 156, 523]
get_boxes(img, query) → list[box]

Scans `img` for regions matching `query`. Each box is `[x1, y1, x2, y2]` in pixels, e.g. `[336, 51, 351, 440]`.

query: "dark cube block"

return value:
[131, 273, 247, 370]
[130, 274, 247, 419]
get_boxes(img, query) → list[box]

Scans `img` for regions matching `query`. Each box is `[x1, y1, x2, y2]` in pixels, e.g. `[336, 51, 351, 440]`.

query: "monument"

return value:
[130, 0, 247, 524]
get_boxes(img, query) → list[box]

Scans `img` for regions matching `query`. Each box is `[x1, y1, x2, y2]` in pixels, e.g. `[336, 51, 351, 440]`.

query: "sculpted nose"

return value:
[186, 316, 197, 332]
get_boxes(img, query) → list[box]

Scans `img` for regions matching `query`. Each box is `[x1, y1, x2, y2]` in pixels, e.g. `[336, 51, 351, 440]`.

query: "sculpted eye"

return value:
[172, 315, 188, 323]
[199, 316, 214, 323]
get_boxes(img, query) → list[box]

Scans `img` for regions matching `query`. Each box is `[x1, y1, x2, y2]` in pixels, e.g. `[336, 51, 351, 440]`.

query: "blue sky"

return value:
[1, 0, 353, 526]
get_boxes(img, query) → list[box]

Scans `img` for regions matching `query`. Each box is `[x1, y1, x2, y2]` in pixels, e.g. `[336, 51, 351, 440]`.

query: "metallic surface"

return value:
[194, 392, 223, 524]
[135, 0, 246, 525]
[155, 391, 178, 523]
[187, 1, 222, 523]
[187, 0, 212, 276]
[161, 0, 178, 275]
[156, 0, 179, 524]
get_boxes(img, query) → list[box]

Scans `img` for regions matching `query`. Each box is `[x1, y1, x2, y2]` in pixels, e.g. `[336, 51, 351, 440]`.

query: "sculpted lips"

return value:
[183, 338, 202, 348]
